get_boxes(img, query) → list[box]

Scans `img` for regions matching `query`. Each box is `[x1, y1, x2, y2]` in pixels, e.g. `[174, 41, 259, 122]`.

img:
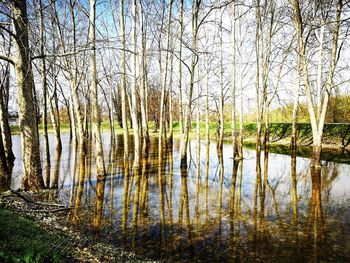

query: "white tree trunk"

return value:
[89, 0, 105, 178]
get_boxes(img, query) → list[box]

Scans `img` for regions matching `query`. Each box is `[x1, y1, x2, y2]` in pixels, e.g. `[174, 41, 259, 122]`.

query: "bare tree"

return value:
[177, 0, 184, 135]
[180, 0, 201, 164]
[119, 0, 129, 159]
[38, 0, 50, 179]
[291, 0, 343, 166]
[89, 0, 105, 178]
[131, 0, 141, 167]
[139, 0, 150, 147]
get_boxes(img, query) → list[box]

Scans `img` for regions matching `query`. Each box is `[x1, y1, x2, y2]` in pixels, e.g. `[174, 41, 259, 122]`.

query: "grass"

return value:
[0, 207, 63, 263]
[10, 121, 350, 148]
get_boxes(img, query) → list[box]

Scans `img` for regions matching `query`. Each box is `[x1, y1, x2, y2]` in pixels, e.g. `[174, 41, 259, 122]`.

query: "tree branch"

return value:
[0, 54, 14, 65]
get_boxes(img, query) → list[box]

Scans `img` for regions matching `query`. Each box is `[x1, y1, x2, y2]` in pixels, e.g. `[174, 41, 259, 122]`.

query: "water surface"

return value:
[9, 133, 350, 262]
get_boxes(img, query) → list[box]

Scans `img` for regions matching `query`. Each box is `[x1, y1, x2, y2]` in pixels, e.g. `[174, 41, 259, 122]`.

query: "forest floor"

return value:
[0, 191, 157, 263]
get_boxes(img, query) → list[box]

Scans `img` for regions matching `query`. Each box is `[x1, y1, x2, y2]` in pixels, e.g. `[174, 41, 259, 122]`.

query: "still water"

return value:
[9, 133, 350, 262]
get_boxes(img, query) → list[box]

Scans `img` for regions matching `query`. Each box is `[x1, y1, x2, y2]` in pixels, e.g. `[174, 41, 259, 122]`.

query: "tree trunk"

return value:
[255, 0, 262, 152]
[291, 0, 342, 166]
[196, 64, 200, 172]
[89, 0, 105, 178]
[238, 36, 244, 159]
[231, 1, 237, 158]
[39, 0, 50, 180]
[177, 0, 184, 135]
[291, 56, 300, 150]
[316, 24, 325, 121]
[261, 3, 275, 149]
[139, 0, 149, 147]
[218, 14, 224, 152]
[119, 0, 129, 159]
[0, 71, 15, 164]
[108, 82, 115, 143]
[168, 30, 174, 143]
[12, 0, 44, 191]
[131, 0, 141, 167]
[180, 0, 201, 164]
[159, 0, 173, 154]
[68, 2, 86, 150]
[48, 14, 62, 150]
[49, 81, 62, 150]
[0, 128, 9, 191]
[205, 50, 210, 151]
[69, 95, 77, 144]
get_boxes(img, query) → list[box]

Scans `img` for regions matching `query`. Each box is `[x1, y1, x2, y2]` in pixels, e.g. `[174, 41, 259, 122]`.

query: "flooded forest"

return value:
[1, 0, 350, 262]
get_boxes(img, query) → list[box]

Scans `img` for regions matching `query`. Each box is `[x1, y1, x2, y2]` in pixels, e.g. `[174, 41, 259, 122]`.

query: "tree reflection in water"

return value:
[9, 133, 350, 262]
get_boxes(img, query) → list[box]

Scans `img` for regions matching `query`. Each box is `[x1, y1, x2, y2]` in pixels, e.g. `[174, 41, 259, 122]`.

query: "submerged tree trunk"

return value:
[255, 0, 262, 152]
[39, 0, 50, 180]
[139, 0, 149, 147]
[231, 1, 237, 158]
[218, 13, 224, 152]
[12, 0, 44, 191]
[177, 0, 184, 135]
[0, 69, 15, 164]
[181, 0, 201, 164]
[291, 0, 342, 167]
[89, 0, 105, 178]
[68, 2, 85, 151]
[196, 65, 200, 170]
[48, 15, 62, 151]
[168, 30, 174, 143]
[119, 0, 129, 159]
[159, 0, 173, 153]
[205, 51, 210, 151]
[131, 0, 141, 167]
[238, 38, 244, 159]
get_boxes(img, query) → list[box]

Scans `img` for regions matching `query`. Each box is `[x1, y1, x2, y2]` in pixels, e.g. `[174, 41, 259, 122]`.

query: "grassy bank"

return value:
[10, 121, 350, 149]
[240, 122, 350, 148]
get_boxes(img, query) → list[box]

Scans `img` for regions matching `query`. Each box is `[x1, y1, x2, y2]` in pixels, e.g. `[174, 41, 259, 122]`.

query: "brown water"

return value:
[9, 133, 350, 262]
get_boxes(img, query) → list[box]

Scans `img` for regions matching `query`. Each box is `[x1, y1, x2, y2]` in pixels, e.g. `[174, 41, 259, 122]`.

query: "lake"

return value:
[9, 133, 350, 262]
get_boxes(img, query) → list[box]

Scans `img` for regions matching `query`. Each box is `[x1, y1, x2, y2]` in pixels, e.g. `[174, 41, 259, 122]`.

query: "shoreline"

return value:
[9, 122, 350, 163]
[0, 191, 156, 263]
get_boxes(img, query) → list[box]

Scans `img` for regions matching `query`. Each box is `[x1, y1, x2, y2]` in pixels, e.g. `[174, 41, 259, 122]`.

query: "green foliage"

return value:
[0, 208, 62, 263]
[265, 95, 350, 123]
[10, 125, 20, 134]
[189, 121, 233, 130]
[327, 96, 350, 123]
[268, 103, 310, 123]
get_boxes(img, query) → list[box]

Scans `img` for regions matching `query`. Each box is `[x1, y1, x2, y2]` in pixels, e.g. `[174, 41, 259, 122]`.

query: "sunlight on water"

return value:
[9, 133, 350, 261]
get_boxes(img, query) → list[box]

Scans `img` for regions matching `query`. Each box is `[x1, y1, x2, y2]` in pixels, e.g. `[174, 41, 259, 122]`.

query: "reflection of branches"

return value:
[267, 179, 280, 219]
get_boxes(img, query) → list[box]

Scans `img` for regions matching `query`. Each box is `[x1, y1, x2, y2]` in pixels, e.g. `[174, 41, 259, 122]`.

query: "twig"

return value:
[1, 190, 67, 207]
[27, 207, 74, 213]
